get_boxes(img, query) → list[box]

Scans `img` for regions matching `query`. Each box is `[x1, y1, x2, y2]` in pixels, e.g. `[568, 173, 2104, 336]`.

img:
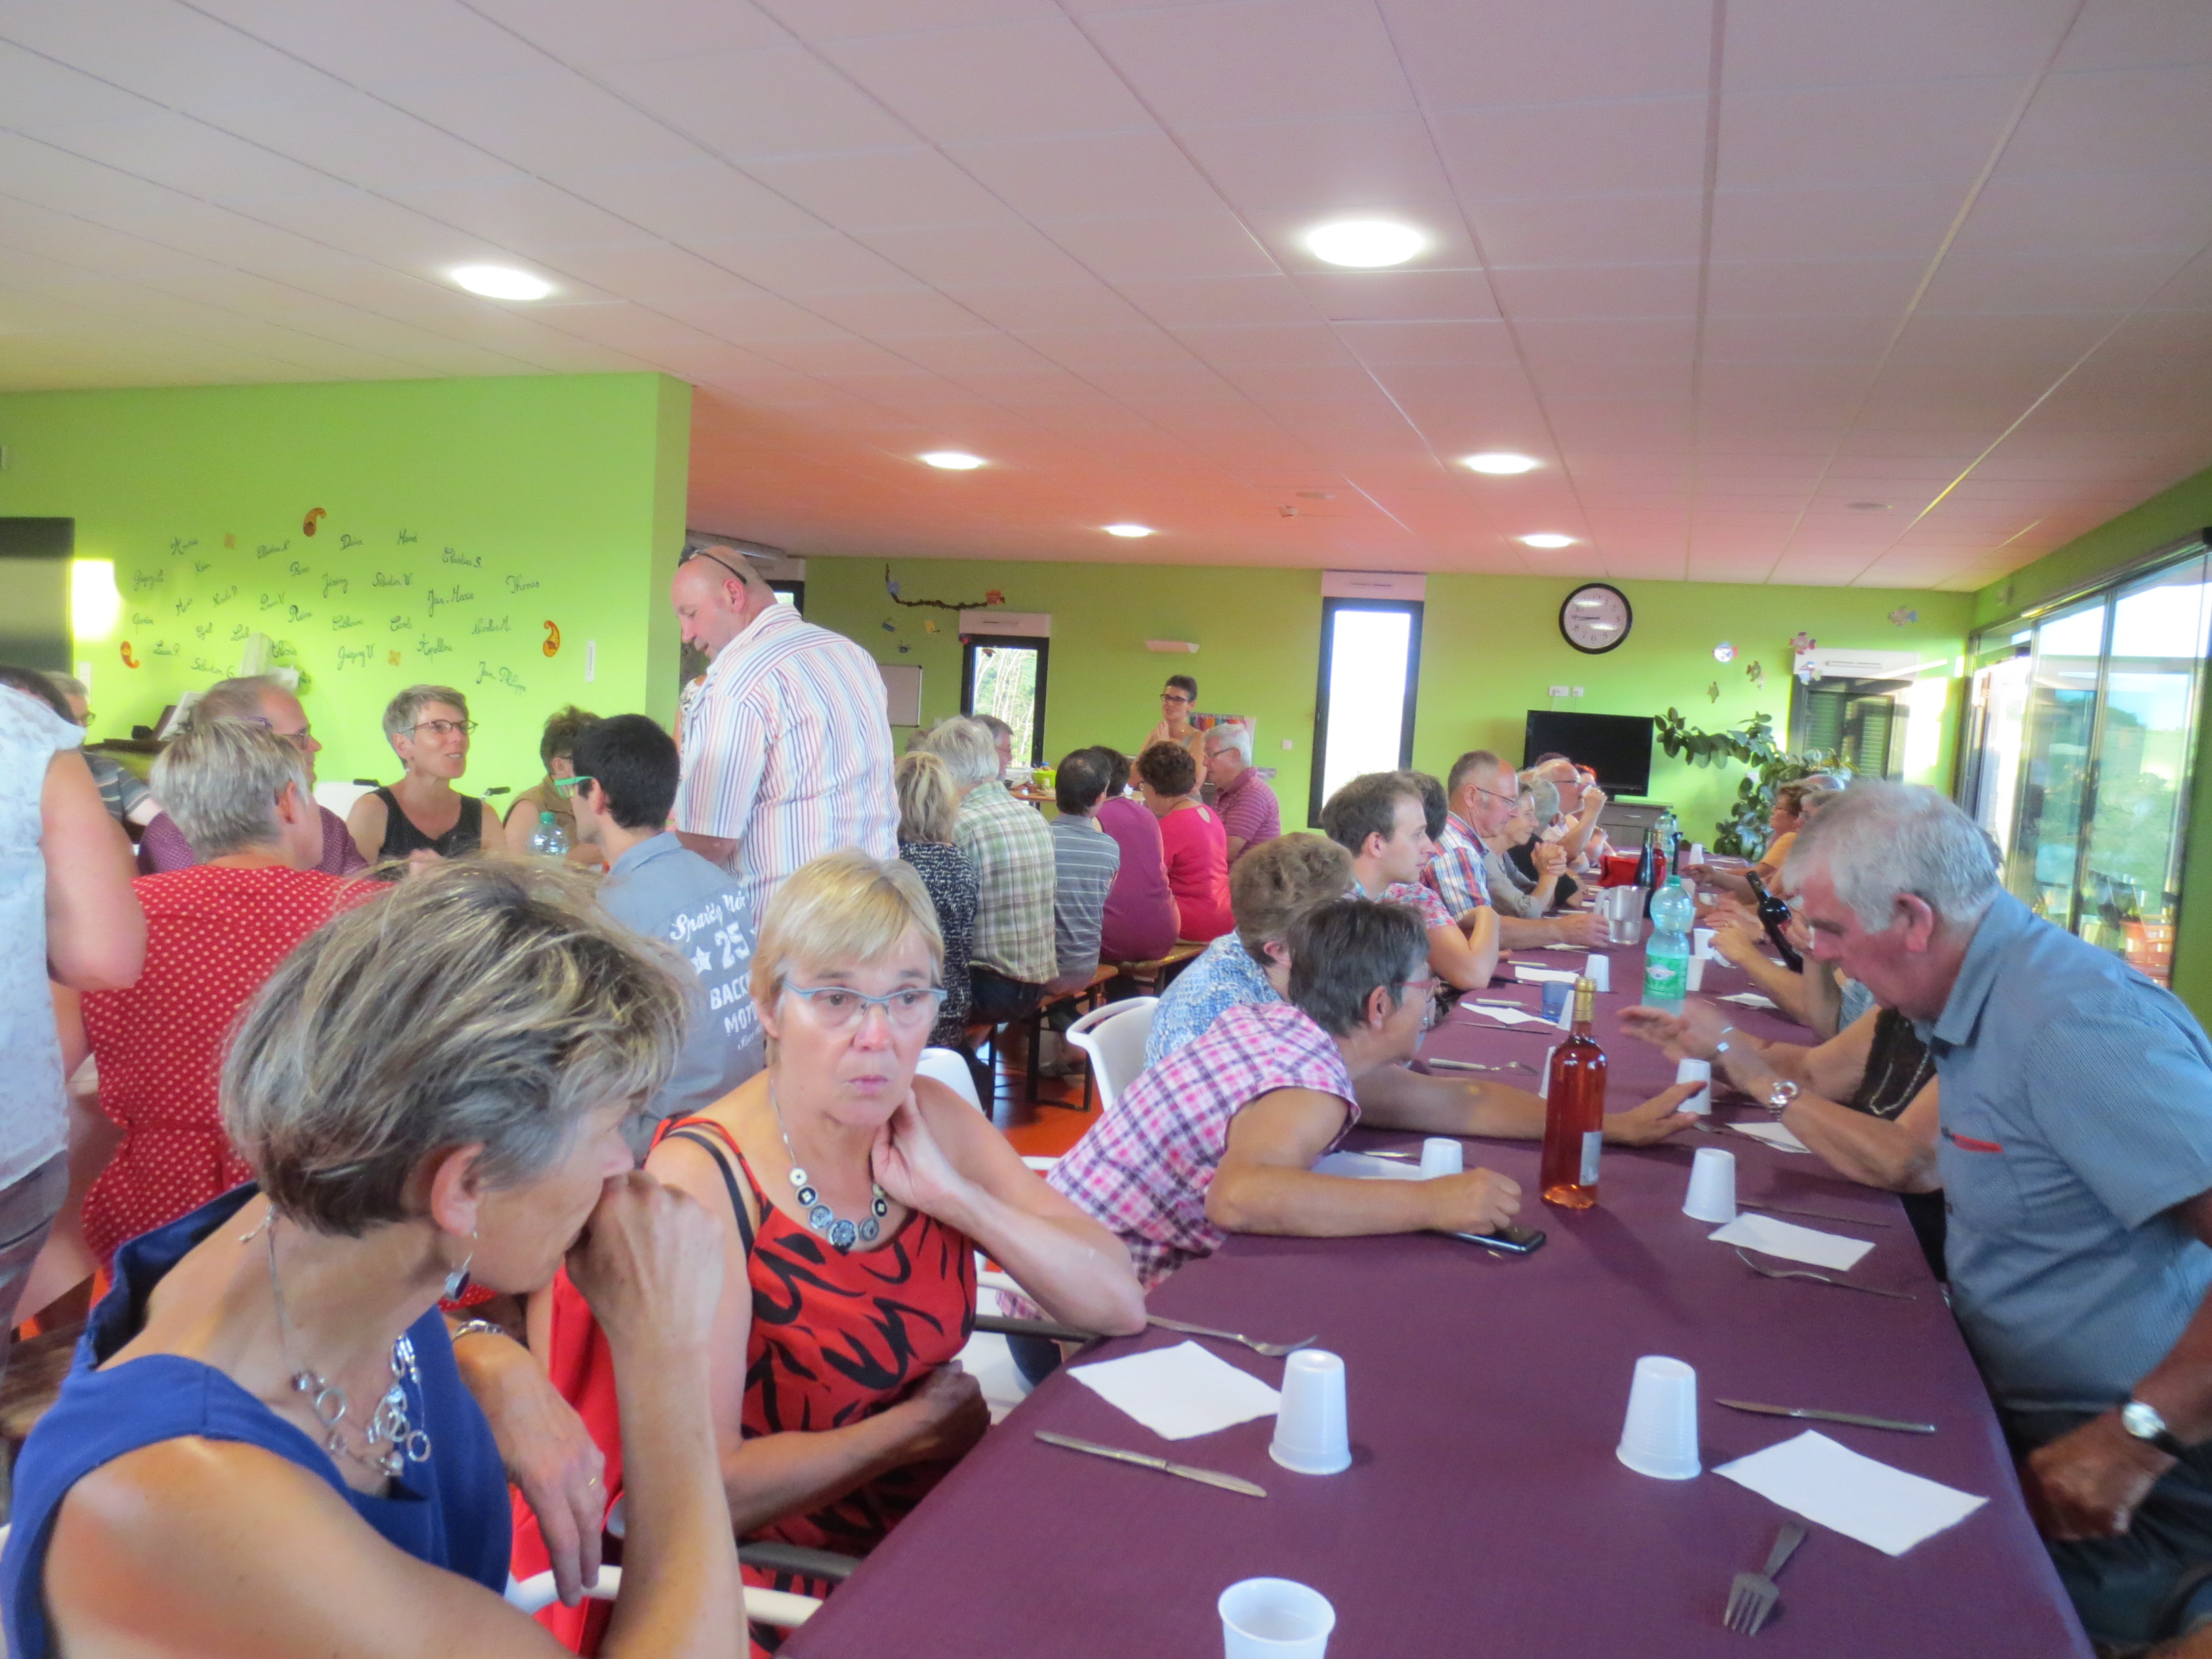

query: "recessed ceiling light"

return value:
[1302, 219, 1427, 268]
[1462, 453, 1541, 475]
[1519, 533, 1576, 550]
[451, 264, 553, 300]
[920, 451, 985, 470]
[1103, 523, 1155, 538]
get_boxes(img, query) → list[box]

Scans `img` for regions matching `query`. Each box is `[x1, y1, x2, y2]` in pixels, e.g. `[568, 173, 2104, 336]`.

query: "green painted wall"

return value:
[0, 373, 690, 793]
[803, 556, 1971, 846]
[1973, 465, 2212, 1019]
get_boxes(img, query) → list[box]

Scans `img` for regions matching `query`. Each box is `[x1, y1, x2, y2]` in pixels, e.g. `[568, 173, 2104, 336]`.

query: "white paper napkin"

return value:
[1715, 1431, 1988, 1556]
[1311, 1149, 1427, 1182]
[1708, 1212, 1875, 1271]
[1513, 964, 1581, 984]
[1717, 990, 1780, 1010]
[1067, 1340, 1282, 1441]
[1462, 1004, 1557, 1028]
[1728, 1120, 1814, 1154]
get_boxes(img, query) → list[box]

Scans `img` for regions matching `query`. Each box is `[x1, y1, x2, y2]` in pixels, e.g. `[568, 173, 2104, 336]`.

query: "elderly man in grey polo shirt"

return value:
[572, 713, 765, 1153]
[1787, 783, 2212, 1650]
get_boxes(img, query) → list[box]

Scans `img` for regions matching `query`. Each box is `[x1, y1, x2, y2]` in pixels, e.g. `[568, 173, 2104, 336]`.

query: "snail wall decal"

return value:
[543, 620, 561, 657]
[302, 507, 327, 536]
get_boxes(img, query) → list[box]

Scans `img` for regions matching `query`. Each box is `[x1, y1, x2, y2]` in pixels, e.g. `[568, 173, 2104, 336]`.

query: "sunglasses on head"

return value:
[680, 546, 752, 585]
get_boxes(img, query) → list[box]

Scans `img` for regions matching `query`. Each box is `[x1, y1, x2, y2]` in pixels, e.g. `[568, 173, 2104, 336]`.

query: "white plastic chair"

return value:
[1064, 998, 1158, 1115]
[312, 779, 377, 821]
[504, 1565, 821, 1631]
[913, 1046, 983, 1111]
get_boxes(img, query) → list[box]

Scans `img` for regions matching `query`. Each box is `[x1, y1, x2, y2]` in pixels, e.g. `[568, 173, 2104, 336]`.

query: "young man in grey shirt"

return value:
[1787, 783, 2212, 1650]
[1038, 750, 1120, 1074]
[572, 713, 764, 1152]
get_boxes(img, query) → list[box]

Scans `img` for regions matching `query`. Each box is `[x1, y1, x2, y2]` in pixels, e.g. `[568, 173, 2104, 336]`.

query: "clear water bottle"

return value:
[1643, 876, 1696, 1013]
[527, 810, 568, 860]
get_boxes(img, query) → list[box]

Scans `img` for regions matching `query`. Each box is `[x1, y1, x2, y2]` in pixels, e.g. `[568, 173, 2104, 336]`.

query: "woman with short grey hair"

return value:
[5, 859, 746, 1659]
[347, 683, 508, 866]
[59, 720, 366, 1269]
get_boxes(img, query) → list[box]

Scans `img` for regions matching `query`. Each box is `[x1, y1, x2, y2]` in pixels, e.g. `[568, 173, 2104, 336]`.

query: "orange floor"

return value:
[979, 1032, 1101, 1161]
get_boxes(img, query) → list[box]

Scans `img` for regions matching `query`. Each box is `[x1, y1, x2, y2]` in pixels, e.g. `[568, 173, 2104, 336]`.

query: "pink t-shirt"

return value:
[1160, 801, 1233, 942]
[1095, 797, 1179, 963]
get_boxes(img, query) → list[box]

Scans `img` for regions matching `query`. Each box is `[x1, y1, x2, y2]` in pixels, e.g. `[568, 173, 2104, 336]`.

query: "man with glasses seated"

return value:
[346, 684, 508, 867]
[1432, 750, 1602, 950]
[571, 714, 766, 1154]
[670, 544, 896, 922]
[137, 674, 368, 876]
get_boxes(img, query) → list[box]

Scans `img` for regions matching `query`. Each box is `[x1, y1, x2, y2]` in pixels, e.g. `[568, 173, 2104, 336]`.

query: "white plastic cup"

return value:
[1270, 1349, 1352, 1475]
[1683, 1145, 1736, 1223]
[1418, 1137, 1463, 1178]
[1693, 926, 1716, 960]
[1685, 843, 1707, 868]
[1220, 1578, 1336, 1659]
[1685, 954, 1708, 991]
[1675, 1057, 1713, 1115]
[1617, 1355, 1702, 1481]
[1582, 952, 1610, 993]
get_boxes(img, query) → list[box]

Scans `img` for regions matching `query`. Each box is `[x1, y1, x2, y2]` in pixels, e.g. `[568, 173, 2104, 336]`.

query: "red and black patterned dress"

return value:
[514, 1116, 977, 1657]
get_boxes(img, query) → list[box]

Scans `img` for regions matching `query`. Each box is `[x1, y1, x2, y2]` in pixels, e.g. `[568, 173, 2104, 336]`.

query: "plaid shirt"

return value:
[675, 601, 898, 921]
[956, 781, 1058, 984]
[1425, 813, 1492, 916]
[1381, 878, 1454, 930]
[1048, 1001, 1357, 1290]
[1212, 764, 1280, 862]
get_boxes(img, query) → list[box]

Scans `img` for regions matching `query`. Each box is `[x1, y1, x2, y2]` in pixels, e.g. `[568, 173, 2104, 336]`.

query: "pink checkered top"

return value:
[1047, 1000, 1358, 1290]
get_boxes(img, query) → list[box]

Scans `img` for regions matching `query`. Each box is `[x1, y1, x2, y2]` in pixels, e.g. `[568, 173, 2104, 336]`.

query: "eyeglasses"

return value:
[1160, 692, 1192, 705]
[553, 774, 593, 796]
[1473, 783, 1517, 806]
[680, 546, 752, 586]
[410, 719, 477, 738]
[243, 716, 314, 752]
[783, 983, 947, 1029]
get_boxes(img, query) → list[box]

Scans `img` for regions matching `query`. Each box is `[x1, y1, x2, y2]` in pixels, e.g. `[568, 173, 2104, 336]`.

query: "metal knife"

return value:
[1717, 1399, 1936, 1435]
[1034, 1431, 1268, 1497]
[1740, 1200, 1894, 1230]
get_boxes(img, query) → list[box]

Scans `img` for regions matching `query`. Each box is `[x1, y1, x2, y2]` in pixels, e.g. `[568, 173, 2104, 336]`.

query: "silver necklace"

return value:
[769, 1084, 888, 1252]
[252, 1212, 432, 1480]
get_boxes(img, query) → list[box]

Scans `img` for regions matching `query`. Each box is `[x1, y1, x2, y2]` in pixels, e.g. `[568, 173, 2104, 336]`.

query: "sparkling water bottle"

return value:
[1643, 877, 1695, 1014]
[527, 810, 568, 860]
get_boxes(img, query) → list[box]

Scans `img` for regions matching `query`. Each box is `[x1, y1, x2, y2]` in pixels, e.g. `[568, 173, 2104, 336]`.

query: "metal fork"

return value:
[1734, 1246, 1917, 1301]
[1725, 1522, 1807, 1635]
[1147, 1315, 1315, 1358]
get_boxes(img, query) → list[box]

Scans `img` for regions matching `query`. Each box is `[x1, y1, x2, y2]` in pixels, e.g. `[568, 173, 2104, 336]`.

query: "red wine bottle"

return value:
[1744, 869, 1803, 972]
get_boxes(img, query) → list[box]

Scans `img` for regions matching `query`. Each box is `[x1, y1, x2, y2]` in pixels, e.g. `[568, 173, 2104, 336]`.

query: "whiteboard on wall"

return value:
[878, 662, 923, 726]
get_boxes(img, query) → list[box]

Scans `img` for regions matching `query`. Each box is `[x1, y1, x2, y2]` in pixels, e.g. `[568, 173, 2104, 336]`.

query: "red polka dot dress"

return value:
[79, 865, 374, 1268]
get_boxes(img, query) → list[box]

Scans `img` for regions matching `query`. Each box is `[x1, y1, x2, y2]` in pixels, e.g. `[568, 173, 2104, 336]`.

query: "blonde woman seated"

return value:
[1, 860, 745, 1659]
[516, 851, 1144, 1656]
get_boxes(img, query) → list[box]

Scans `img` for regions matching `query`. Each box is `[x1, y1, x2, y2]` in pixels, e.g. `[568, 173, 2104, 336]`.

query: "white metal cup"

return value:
[1582, 952, 1610, 993]
[1418, 1136, 1463, 1177]
[1270, 1349, 1351, 1475]
[1220, 1578, 1336, 1659]
[1683, 1145, 1736, 1223]
[1617, 1355, 1702, 1481]
[1675, 1057, 1713, 1115]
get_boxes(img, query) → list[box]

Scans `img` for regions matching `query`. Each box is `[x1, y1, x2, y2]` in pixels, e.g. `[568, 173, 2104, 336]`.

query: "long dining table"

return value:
[783, 937, 2093, 1658]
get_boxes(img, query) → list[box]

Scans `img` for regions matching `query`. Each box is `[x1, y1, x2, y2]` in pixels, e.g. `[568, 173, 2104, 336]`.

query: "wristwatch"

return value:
[1765, 1079, 1800, 1115]
[2121, 1399, 2190, 1458]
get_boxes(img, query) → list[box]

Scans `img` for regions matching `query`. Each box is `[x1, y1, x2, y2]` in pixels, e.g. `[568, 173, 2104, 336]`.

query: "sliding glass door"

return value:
[1965, 552, 2212, 987]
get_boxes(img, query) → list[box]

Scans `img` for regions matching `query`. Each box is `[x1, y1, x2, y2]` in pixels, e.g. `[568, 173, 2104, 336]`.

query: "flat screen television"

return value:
[1522, 711, 1655, 798]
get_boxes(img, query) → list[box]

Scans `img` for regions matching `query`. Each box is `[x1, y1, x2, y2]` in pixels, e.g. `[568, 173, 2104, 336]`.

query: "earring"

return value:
[443, 1233, 477, 1301]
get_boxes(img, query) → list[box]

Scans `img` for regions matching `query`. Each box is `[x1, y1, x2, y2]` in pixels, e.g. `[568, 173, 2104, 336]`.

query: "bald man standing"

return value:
[669, 546, 896, 919]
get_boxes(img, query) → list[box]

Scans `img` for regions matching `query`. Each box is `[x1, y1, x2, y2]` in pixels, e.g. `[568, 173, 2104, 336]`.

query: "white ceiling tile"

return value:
[1336, 319, 1516, 367]
[683, 231, 922, 294]
[1173, 115, 1454, 214]
[1080, 0, 1414, 128]
[380, 176, 649, 251]
[1041, 212, 1277, 282]
[1704, 256, 1927, 315]
[1433, 98, 1709, 200]
[2001, 64, 2212, 177]
[743, 148, 1012, 232]
[173, 89, 527, 194]
[823, 18, 1150, 145]
[1486, 262, 1698, 320]
[1292, 268, 1501, 322]
[1468, 192, 1704, 266]
[1381, 0, 1715, 108]
[947, 129, 1223, 221]
[467, 0, 787, 67]
[758, 0, 1061, 45]
[857, 220, 1097, 285]
[378, 73, 706, 180]
[22, 110, 341, 201]
[597, 47, 920, 161]
[1169, 323, 1359, 368]
[1722, 0, 2078, 91]
[1708, 184, 1966, 262]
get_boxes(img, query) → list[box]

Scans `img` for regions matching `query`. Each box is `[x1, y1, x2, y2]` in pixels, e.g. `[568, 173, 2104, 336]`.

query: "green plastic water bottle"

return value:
[1643, 877, 1694, 1013]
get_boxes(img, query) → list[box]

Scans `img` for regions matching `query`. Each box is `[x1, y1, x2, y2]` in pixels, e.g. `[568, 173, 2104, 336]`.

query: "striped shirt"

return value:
[956, 781, 1057, 985]
[1048, 813, 1120, 983]
[675, 602, 897, 920]
[1048, 1001, 1357, 1290]
[1425, 813, 1492, 916]
[1212, 764, 1280, 863]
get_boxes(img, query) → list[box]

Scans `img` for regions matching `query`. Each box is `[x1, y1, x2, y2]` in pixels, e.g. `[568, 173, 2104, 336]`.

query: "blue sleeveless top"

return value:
[1, 1187, 510, 1659]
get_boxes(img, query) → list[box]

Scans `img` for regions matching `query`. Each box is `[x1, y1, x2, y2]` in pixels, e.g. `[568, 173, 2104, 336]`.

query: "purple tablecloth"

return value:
[785, 942, 2091, 1658]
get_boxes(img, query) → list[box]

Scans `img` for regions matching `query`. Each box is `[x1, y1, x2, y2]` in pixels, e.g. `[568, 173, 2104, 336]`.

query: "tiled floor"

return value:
[978, 1033, 1101, 1162]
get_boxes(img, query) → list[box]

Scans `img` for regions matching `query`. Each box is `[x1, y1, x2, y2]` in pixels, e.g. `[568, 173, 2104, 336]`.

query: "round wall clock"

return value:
[1559, 583, 1632, 654]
